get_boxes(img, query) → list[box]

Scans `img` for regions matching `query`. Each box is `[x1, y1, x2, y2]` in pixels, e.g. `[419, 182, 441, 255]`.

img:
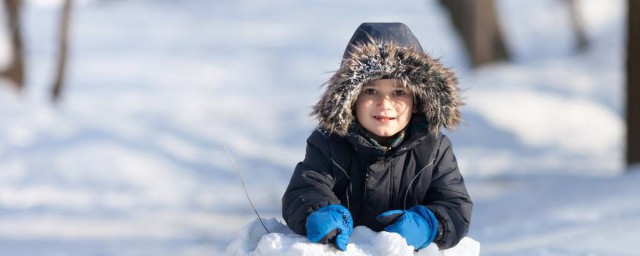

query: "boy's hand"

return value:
[306, 204, 353, 251]
[376, 205, 438, 250]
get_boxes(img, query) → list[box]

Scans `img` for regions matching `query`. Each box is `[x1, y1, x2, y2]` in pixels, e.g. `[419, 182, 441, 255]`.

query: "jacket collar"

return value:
[345, 115, 432, 160]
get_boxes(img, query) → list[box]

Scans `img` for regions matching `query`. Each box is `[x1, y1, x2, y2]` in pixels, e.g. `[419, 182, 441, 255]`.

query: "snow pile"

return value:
[225, 218, 480, 256]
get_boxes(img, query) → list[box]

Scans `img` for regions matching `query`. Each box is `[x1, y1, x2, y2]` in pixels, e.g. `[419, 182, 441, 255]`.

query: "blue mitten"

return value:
[376, 205, 438, 250]
[306, 204, 353, 251]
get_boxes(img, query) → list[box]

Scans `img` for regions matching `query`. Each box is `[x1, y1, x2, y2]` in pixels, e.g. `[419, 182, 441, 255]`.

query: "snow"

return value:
[0, 0, 634, 255]
[225, 218, 480, 256]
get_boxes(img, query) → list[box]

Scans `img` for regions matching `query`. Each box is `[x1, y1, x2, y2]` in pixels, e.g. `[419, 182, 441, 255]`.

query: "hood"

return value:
[312, 22, 462, 136]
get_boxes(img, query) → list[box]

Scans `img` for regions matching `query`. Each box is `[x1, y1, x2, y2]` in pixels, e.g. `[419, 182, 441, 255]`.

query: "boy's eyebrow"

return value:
[392, 81, 408, 88]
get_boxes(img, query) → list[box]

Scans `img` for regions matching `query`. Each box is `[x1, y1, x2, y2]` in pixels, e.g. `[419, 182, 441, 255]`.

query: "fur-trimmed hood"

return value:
[312, 22, 462, 136]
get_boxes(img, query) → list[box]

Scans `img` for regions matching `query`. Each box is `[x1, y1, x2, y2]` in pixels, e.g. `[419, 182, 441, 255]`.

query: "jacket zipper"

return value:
[363, 157, 385, 207]
[331, 158, 351, 211]
[403, 160, 434, 209]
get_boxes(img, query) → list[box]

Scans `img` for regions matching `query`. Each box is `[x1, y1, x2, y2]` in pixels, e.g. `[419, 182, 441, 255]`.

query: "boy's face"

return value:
[355, 79, 413, 139]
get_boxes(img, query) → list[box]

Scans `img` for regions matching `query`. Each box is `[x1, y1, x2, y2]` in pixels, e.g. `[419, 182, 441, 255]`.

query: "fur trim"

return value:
[312, 39, 463, 136]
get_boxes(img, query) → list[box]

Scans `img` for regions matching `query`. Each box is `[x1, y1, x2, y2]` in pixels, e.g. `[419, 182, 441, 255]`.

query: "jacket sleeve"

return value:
[281, 130, 342, 235]
[424, 135, 473, 249]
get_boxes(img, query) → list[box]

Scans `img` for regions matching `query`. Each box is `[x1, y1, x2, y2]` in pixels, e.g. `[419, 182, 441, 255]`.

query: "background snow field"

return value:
[0, 0, 632, 255]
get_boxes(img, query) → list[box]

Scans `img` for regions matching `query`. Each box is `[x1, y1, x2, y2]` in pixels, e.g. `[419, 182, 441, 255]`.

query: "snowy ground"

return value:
[225, 218, 480, 256]
[0, 0, 634, 255]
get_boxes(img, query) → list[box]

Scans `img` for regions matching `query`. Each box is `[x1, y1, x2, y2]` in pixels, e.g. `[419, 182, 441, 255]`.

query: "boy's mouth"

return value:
[373, 116, 396, 122]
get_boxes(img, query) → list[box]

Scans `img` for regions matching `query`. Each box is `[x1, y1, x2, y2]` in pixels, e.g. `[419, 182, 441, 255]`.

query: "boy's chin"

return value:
[369, 129, 399, 138]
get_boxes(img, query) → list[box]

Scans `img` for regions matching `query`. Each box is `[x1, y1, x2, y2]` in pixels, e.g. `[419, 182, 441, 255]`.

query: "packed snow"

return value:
[0, 0, 634, 255]
[225, 218, 480, 256]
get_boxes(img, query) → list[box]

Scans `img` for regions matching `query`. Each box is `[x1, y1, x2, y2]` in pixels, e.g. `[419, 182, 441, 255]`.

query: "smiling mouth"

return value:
[374, 116, 396, 121]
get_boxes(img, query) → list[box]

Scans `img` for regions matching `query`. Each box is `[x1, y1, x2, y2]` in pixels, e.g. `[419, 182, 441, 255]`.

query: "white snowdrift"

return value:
[225, 218, 480, 256]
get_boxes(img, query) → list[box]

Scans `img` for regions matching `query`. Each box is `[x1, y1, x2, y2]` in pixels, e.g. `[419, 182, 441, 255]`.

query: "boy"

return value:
[282, 22, 472, 251]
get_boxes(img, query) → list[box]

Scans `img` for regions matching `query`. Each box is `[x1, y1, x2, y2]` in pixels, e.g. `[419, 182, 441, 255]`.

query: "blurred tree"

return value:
[438, 0, 510, 67]
[628, 0, 640, 168]
[564, 0, 589, 53]
[1, 0, 73, 102]
[1, 0, 25, 90]
[51, 0, 73, 102]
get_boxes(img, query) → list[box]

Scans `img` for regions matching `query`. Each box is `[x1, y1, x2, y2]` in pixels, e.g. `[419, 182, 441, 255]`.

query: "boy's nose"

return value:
[378, 95, 394, 108]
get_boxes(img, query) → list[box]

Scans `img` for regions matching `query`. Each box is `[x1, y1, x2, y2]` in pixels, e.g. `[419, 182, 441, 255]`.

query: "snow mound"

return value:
[225, 218, 480, 256]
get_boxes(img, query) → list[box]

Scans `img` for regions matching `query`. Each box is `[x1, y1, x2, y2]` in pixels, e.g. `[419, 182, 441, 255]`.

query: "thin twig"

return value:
[223, 145, 270, 233]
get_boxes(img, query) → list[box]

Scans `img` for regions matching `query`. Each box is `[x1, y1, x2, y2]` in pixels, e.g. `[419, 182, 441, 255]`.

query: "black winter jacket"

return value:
[282, 119, 472, 249]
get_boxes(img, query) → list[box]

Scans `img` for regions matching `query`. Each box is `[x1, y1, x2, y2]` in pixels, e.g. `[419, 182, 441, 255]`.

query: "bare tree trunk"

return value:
[438, 0, 510, 67]
[628, 0, 640, 168]
[1, 0, 25, 90]
[565, 0, 589, 53]
[51, 0, 73, 102]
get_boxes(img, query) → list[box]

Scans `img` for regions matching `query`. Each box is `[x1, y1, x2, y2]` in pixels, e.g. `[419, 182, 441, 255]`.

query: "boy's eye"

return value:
[364, 88, 376, 94]
[393, 90, 407, 96]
